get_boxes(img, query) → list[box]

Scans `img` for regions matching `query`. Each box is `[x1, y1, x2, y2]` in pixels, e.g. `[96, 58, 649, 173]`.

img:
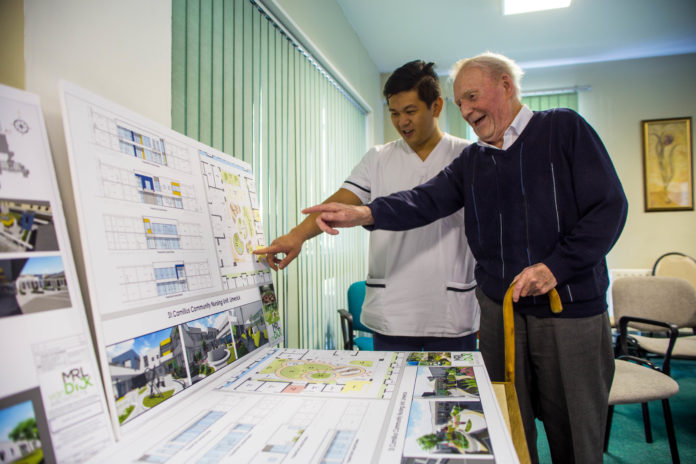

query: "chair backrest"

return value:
[347, 281, 372, 333]
[612, 276, 696, 332]
[652, 252, 696, 288]
[652, 253, 696, 327]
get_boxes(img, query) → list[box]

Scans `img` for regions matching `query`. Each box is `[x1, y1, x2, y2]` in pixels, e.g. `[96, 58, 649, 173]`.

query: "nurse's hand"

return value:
[511, 263, 557, 302]
[254, 233, 304, 271]
[302, 203, 374, 235]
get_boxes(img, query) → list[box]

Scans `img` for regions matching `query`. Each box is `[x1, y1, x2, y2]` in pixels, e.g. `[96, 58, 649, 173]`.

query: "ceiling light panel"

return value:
[504, 0, 571, 15]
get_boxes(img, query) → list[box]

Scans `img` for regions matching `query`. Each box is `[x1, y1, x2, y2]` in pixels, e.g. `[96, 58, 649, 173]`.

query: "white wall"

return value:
[523, 54, 696, 270]
[0, 0, 25, 89]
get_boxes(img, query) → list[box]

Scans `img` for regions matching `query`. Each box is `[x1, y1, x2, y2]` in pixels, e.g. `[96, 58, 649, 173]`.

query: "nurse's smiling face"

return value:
[388, 90, 442, 154]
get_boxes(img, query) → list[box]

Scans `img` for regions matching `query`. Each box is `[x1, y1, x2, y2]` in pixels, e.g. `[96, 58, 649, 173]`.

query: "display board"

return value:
[0, 84, 113, 463]
[59, 82, 281, 435]
[58, 82, 519, 463]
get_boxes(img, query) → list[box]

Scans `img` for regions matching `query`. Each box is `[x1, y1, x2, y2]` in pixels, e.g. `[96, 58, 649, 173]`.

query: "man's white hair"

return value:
[450, 52, 524, 100]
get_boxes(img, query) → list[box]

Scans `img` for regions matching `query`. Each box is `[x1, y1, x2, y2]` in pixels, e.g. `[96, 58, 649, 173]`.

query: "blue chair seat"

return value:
[337, 281, 374, 350]
[354, 336, 374, 351]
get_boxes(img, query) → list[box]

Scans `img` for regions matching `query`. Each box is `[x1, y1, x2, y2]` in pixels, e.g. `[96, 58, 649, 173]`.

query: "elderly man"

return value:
[305, 52, 628, 464]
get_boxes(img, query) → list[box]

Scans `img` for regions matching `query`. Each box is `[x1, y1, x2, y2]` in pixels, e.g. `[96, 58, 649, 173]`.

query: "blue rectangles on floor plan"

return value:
[321, 430, 356, 464]
[141, 411, 225, 463]
[134, 173, 184, 209]
[117, 125, 166, 166]
[143, 218, 180, 250]
[154, 263, 187, 296]
[195, 423, 253, 464]
[173, 411, 225, 444]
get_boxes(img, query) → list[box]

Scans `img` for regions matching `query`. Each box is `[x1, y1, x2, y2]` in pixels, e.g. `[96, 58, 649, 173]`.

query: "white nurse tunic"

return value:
[342, 133, 479, 337]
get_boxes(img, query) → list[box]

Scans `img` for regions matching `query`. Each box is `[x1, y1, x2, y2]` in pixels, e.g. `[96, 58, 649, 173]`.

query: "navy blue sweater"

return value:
[368, 109, 628, 318]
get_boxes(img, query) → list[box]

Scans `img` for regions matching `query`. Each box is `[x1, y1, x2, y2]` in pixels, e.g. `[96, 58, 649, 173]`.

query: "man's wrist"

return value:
[361, 204, 376, 229]
[359, 205, 374, 226]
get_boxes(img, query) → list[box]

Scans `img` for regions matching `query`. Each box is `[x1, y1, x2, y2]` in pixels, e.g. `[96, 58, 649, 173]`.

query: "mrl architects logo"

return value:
[61, 367, 93, 395]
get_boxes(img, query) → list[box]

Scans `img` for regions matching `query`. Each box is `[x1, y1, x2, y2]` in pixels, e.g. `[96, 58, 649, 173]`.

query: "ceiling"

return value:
[335, 0, 696, 74]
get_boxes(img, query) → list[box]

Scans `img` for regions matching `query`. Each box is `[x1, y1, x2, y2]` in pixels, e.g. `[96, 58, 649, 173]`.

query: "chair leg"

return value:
[661, 399, 680, 464]
[603, 405, 614, 452]
[641, 402, 653, 443]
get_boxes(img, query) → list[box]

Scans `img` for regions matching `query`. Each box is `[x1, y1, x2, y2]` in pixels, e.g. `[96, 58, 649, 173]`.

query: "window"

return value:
[522, 91, 578, 112]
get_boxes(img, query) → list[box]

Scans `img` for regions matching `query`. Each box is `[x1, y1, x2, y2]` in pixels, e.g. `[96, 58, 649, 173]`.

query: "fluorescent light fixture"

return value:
[504, 0, 571, 15]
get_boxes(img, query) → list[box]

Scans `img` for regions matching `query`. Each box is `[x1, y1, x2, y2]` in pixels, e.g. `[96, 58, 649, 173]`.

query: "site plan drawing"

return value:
[0, 83, 113, 463]
[225, 348, 405, 399]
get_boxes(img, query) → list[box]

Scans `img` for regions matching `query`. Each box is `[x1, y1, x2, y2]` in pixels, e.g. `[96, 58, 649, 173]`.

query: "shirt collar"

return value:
[477, 104, 533, 150]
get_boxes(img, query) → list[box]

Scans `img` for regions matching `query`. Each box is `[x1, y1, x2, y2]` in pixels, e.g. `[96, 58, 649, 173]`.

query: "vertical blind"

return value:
[522, 91, 578, 112]
[444, 92, 579, 141]
[172, 0, 368, 349]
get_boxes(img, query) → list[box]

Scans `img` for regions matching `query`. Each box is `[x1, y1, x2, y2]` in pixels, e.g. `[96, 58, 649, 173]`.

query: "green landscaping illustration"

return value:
[259, 358, 372, 384]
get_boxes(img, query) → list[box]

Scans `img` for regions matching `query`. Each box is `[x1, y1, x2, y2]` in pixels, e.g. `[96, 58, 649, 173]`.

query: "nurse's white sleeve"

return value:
[341, 146, 378, 204]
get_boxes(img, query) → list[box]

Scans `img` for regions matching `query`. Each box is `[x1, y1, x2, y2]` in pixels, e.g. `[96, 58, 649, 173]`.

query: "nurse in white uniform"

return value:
[256, 60, 479, 351]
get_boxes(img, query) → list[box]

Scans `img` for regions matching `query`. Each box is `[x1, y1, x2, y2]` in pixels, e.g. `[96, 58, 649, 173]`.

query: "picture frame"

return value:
[641, 117, 693, 211]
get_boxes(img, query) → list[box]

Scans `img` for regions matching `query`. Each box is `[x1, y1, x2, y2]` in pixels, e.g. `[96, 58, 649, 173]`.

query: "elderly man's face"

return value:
[453, 66, 515, 148]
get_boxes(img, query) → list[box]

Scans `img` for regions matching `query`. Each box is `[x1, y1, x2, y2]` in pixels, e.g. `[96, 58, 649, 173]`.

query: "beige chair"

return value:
[604, 276, 693, 463]
[652, 252, 696, 337]
[652, 252, 696, 290]
[615, 276, 696, 361]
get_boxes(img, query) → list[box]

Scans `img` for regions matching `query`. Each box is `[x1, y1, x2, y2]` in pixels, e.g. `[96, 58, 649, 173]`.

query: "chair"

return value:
[616, 276, 696, 361]
[652, 252, 696, 336]
[337, 281, 374, 350]
[604, 276, 686, 463]
[652, 252, 696, 290]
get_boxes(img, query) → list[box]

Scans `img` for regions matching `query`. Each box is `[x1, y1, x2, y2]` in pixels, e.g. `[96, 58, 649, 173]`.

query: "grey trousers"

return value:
[476, 288, 614, 464]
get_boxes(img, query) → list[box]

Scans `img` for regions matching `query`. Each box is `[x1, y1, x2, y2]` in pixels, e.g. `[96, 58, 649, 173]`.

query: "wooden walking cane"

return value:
[495, 283, 563, 463]
[502, 283, 563, 384]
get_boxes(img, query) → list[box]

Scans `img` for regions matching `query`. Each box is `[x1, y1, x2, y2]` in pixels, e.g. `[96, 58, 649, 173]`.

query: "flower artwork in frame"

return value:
[641, 117, 693, 211]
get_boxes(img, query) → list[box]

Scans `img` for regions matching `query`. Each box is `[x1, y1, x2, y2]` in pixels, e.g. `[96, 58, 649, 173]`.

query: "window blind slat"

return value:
[222, 0, 234, 154]
[171, 0, 187, 134]
[185, 0, 200, 139]
[211, 0, 224, 150]
[199, 0, 213, 146]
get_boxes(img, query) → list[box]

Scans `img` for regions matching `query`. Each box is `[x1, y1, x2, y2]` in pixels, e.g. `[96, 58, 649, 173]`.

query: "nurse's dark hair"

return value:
[383, 60, 441, 108]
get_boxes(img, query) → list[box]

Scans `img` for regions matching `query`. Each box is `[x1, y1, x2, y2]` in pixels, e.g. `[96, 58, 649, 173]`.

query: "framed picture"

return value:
[641, 117, 693, 211]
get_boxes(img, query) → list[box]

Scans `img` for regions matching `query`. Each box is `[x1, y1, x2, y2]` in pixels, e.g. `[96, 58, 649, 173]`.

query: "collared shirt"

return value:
[477, 104, 534, 150]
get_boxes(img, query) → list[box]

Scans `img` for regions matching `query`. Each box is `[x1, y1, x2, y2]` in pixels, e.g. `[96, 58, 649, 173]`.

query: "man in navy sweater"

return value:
[304, 52, 628, 463]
